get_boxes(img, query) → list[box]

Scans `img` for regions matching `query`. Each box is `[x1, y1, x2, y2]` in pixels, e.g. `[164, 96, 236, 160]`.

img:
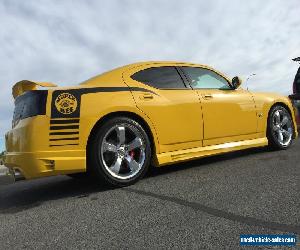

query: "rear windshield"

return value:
[12, 90, 48, 127]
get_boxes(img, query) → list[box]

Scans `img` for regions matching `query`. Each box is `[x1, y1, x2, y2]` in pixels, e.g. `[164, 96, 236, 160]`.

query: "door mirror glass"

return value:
[231, 76, 242, 89]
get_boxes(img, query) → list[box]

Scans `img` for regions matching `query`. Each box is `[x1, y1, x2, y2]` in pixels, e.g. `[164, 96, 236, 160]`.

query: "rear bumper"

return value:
[4, 116, 87, 180]
[4, 150, 86, 180]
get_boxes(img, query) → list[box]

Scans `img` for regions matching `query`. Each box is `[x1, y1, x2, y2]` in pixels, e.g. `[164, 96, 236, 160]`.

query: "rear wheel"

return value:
[88, 117, 151, 187]
[267, 105, 294, 150]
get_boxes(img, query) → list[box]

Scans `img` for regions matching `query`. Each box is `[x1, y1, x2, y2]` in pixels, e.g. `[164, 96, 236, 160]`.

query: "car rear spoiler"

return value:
[12, 80, 57, 99]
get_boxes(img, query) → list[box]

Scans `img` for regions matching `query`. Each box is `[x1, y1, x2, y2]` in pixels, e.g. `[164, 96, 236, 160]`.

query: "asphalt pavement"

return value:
[0, 139, 299, 249]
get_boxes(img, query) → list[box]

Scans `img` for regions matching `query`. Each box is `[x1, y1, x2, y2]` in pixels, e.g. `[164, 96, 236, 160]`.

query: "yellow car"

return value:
[4, 61, 298, 187]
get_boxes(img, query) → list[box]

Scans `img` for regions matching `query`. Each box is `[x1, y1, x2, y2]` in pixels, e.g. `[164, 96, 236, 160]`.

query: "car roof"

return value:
[80, 61, 230, 86]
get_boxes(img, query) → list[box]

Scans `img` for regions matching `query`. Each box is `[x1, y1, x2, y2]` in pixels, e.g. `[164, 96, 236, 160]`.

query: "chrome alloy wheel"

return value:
[272, 110, 293, 147]
[100, 124, 146, 180]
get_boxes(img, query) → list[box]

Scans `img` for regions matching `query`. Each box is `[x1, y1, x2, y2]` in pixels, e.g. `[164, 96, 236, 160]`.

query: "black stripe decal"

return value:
[132, 87, 157, 95]
[50, 144, 79, 147]
[49, 131, 79, 136]
[51, 86, 158, 119]
[50, 125, 79, 130]
[50, 119, 80, 124]
[50, 137, 79, 141]
[60, 86, 158, 96]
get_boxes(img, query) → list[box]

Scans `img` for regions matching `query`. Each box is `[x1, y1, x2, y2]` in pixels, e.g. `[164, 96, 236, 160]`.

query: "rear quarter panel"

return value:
[79, 90, 159, 151]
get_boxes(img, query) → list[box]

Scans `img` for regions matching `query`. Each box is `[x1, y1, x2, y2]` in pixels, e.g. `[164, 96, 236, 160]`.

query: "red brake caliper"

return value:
[129, 150, 135, 159]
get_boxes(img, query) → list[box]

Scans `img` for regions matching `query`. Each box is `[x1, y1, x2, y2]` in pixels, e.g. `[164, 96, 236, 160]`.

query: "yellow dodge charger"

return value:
[4, 61, 298, 187]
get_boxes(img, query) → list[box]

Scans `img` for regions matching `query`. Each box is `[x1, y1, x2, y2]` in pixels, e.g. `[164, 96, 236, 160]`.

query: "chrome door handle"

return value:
[140, 94, 154, 100]
[202, 94, 213, 99]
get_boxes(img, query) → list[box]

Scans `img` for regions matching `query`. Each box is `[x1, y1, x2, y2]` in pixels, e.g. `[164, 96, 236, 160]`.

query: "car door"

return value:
[180, 66, 258, 146]
[124, 65, 203, 153]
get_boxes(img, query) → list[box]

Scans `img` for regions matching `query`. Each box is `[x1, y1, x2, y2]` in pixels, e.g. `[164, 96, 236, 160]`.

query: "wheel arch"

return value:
[267, 102, 296, 138]
[86, 111, 159, 165]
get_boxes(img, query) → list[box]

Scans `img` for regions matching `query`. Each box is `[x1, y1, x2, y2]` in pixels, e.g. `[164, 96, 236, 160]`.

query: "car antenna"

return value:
[245, 73, 256, 90]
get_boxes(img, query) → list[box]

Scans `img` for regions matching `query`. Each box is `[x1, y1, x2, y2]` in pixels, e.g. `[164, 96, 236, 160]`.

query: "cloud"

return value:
[0, 0, 299, 151]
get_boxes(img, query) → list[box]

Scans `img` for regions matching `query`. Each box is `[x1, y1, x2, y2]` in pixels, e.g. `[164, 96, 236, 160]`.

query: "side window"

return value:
[182, 67, 231, 89]
[131, 67, 186, 89]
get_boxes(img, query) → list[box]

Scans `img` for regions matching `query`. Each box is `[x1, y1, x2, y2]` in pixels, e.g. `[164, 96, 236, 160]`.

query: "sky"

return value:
[0, 0, 300, 151]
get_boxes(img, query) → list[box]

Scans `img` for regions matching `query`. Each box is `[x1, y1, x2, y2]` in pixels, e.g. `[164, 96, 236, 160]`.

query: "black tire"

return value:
[87, 117, 152, 187]
[267, 105, 294, 150]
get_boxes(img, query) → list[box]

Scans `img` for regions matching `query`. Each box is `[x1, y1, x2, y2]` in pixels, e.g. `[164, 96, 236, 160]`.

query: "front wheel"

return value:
[267, 105, 294, 150]
[88, 117, 152, 187]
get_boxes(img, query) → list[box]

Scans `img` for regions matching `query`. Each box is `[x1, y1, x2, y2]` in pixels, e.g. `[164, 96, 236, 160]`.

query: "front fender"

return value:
[252, 92, 298, 138]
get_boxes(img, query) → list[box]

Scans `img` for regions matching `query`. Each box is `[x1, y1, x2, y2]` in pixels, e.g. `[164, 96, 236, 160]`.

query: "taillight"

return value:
[12, 90, 48, 128]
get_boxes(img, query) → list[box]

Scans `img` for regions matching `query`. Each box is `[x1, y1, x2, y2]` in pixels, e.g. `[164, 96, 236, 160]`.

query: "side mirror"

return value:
[231, 76, 242, 89]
